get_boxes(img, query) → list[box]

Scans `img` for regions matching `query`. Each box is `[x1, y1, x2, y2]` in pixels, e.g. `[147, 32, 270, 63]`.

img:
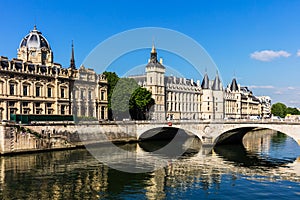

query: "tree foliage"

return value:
[271, 102, 300, 118]
[271, 103, 287, 118]
[103, 71, 120, 120]
[129, 87, 155, 120]
[286, 107, 300, 115]
[111, 78, 139, 120]
[106, 75, 155, 120]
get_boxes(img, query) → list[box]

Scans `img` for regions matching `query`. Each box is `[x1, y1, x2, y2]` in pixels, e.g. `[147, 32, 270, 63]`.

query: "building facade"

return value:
[225, 78, 265, 119]
[0, 26, 108, 121]
[131, 46, 271, 120]
[131, 45, 225, 121]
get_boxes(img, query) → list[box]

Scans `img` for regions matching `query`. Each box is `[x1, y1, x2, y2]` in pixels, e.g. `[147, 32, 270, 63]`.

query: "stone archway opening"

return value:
[214, 128, 300, 168]
[138, 127, 202, 158]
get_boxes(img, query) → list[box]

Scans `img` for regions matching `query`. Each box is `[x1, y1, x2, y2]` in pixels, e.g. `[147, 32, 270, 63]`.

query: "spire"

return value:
[150, 42, 157, 63]
[146, 43, 165, 69]
[70, 40, 76, 69]
[201, 73, 209, 89]
[212, 71, 222, 91]
[33, 25, 37, 30]
[151, 43, 156, 53]
[230, 78, 238, 91]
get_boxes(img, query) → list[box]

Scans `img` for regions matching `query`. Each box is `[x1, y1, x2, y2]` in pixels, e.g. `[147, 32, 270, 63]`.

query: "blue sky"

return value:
[1, 0, 300, 107]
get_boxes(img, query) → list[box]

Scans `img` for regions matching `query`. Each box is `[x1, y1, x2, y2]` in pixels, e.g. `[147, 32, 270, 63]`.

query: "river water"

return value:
[1, 129, 300, 199]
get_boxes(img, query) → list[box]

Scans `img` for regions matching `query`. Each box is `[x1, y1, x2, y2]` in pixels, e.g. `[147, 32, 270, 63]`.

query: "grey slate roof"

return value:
[201, 73, 209, 89]
[212, 74, 222, 91]
[230, 78, 238, 91]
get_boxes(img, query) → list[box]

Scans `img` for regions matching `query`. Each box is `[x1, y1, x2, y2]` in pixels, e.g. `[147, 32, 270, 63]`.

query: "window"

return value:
[22, 102, 28, 107]
[101, 106, 105, 119]
[36, 86, 40, 97]
[10, 83, 14, 95]
[88, 91, 92, 100]
[81, 90, 84, 99]
[47, 103, 52, 108]
[35, 102, 40, 107]
[208, 102, 210, 105]
[208, 107, 210, 111]
[47, 87, 52, 97]
[9, 108, 16, 115]
[101, 91, 105, 100]
[23, 109, 29, 114]
[23, 85, 28, 96]
[150, 77, 152, 83]
[61, 88, 65, 98]
[61, 105, 65, 115]
[9, 101, 15, 107]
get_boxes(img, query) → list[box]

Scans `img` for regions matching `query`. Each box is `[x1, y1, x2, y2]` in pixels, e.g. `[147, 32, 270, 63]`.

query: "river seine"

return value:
[1, 129, 300, 199]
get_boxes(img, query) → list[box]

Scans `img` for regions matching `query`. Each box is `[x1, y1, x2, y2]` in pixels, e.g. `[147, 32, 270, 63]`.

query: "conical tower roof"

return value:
[212, 73, 222, 91]
[230, 78, 238, 91]
[201, 73, 209, 89]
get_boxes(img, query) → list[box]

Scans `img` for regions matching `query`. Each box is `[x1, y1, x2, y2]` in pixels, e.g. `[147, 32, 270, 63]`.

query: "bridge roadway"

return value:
[133, 119, 300, 146]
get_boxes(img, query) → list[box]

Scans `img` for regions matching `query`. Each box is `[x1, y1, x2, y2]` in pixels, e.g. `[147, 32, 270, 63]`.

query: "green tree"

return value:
[111, 78, 139, 120]
[103, 71, 120, 120]
[129, 87, 155, 120]
[104, 72, 155, 120]
[271, 102, 287, 118]
[286, 107, 300, 115]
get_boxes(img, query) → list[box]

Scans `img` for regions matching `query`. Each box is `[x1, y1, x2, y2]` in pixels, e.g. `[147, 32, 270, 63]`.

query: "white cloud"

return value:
[250, 50, 291, 61]
[248, 85, 274, 89]
[297, 50, 300, 57]
[274, 90, 283, 94]
[287, 86, 295, 90]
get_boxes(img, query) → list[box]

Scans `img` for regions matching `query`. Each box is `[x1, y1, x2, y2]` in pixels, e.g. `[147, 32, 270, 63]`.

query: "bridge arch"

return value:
[213, 123, 300, 146]
[138, 126, 202, 141]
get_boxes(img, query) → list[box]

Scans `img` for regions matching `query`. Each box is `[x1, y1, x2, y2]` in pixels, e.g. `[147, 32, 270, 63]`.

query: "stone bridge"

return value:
[133, 120, 300, 146]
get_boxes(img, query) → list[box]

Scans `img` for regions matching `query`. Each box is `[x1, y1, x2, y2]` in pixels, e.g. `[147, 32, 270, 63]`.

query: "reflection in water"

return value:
[214, 129, 295, 167]
[0, 129, 300, 199]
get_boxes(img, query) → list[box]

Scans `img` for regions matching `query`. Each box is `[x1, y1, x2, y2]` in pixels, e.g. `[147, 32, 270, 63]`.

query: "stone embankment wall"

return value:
[0, 122, 138, 154]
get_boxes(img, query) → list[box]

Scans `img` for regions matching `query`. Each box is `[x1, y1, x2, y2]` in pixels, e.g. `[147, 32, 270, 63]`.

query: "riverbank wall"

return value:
[0, 122, 138, 155]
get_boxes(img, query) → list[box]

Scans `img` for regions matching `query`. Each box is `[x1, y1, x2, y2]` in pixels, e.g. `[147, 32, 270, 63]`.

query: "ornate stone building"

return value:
[0, 26, 108, 121]
[131, 45, 223, 120]
[131, 46, 270, 120]
[225, 78, 266, 119]
[256, 96, 272, 118]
